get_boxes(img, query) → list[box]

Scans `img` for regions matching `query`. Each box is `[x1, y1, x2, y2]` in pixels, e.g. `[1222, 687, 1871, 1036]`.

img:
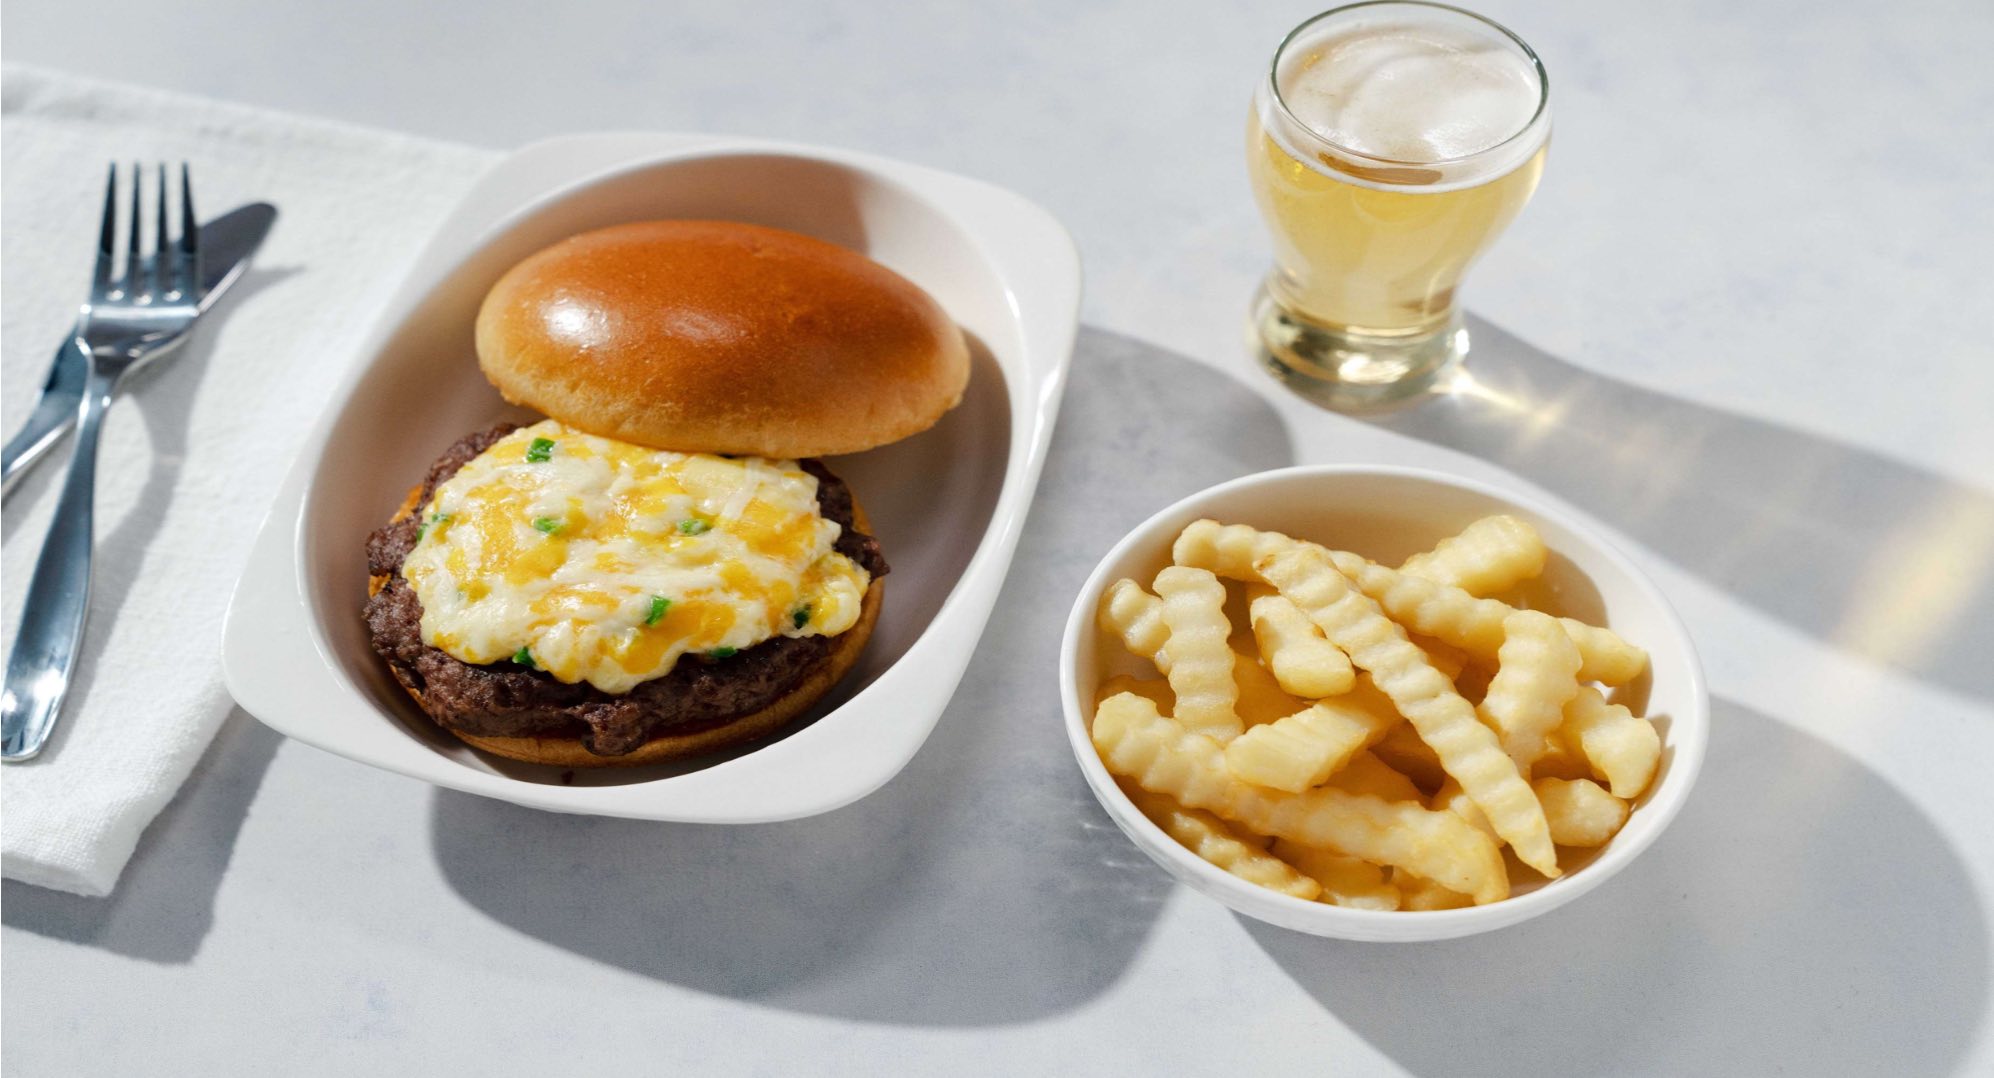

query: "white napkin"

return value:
[1, 67, 498, 895]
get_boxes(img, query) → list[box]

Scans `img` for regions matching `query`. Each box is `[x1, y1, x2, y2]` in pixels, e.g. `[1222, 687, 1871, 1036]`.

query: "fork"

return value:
[2, 164, 206, 761]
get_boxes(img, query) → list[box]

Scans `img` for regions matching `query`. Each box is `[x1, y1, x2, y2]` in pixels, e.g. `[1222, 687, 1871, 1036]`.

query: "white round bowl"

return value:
[1059, 465, 1708, 941]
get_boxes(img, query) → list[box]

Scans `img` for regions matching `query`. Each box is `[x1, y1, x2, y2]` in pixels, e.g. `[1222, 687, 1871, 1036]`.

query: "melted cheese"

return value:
[401, 420, 869, 693]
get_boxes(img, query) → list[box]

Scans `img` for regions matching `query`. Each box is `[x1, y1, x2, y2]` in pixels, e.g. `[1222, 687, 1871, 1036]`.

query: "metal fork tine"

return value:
[92, 164, 117, 295]
[176, 164, 201, 299]
[154, 163, 170, 296]
[125, 160, 143, 296]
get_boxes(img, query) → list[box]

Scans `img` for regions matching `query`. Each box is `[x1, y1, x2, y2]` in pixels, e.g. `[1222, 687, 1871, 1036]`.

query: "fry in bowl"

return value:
[1085, 512, 1671, 910]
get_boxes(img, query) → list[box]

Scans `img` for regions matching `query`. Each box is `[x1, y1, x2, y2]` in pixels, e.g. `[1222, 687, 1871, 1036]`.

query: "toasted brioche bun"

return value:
[370, 483, 882, 768]
[474, 220, 969, 458]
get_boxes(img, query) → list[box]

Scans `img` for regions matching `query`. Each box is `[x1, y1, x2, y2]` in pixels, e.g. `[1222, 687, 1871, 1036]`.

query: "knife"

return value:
[0, 202, 278, 498]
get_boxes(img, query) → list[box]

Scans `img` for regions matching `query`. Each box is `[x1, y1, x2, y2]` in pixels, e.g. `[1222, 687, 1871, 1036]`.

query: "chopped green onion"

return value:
[525, 437, 555, 463]
[415, 511, 451, 543]
[792, 605, 812, 629]
[533, 517, 563, 535]
[512, 647, 536, 668]
[678, 518, 712, 536]
[645, 595, 671, 626]
[707, 646, 738, 659]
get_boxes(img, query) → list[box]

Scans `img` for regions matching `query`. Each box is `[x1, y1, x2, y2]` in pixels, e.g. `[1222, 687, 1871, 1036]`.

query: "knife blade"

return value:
[0, 202, 278, 498]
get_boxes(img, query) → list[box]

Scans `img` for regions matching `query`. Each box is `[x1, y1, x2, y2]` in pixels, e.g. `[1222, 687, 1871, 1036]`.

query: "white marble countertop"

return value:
[4, 1, 1991, 1074]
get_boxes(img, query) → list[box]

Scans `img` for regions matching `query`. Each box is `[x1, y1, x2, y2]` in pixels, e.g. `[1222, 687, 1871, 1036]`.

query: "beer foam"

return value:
[1279, 18, 1541, 164]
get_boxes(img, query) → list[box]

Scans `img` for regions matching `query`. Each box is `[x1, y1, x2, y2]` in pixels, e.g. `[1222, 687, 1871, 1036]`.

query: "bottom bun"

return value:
[445, 578, 880, 767]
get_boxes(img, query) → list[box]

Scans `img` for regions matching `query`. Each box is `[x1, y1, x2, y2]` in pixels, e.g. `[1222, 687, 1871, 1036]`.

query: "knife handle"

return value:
[0, 338, 86, 498]
[2, 373, 112, 761]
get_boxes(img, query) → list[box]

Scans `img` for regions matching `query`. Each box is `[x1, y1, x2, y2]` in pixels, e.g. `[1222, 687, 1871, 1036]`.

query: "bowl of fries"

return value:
[1060, 465, 1706, 941]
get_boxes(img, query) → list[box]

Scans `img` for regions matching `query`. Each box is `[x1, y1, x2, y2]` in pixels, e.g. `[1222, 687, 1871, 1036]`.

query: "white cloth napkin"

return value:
[1, 67, 498, 895]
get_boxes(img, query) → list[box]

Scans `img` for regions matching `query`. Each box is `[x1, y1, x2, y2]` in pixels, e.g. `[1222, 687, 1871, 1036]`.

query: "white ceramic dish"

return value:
[1060, 466, 1708, 941]
[223, 133, 1078, 821]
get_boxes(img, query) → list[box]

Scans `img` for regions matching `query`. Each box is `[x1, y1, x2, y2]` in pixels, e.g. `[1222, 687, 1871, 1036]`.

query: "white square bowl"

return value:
[222, 134, 1079, 821]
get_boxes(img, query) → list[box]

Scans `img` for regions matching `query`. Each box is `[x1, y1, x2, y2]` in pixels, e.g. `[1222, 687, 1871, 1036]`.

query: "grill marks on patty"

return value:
[363, 423, 887, 756]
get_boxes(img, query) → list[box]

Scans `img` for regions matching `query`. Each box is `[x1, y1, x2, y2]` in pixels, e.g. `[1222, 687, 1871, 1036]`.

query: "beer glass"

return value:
[1247, 2, 1550, 409]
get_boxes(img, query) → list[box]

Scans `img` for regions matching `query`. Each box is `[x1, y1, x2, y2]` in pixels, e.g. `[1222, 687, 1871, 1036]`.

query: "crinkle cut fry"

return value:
[1172, 519, 1296, 582]
[1093, 693, 1508, 904]
[1153, 567, 1242, 740]
[1534, 777, 1629, 847]
[1123, 785, 1321, 899]
[1247, 586, 1355, 698]
[1560, 686, 1662, 799]
[1255, 544, 1561, 879]
[1099, 578, 1170, 669]
[1326, 549, 1647, 686]
[1480, 609, 1584, 770]
[1172, 519, 1646, 685]
[1223, 695, 1393, 793]
[1399, 514, 1547, 596]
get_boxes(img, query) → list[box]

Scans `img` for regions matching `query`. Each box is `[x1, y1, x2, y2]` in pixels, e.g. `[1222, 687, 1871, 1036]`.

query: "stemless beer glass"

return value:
[1248, 2, 1550, 409]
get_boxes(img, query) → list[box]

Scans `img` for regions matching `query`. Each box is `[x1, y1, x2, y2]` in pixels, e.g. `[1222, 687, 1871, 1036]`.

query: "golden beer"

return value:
[1248, 3, 1550, 408]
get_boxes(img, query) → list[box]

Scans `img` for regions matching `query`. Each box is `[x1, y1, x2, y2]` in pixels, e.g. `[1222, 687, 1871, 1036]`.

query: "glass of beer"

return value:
[1247, 2, 1550, 409]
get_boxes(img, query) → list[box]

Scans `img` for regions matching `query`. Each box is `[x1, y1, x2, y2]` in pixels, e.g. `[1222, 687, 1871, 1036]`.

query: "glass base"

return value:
[1250, 285, 1467, 411]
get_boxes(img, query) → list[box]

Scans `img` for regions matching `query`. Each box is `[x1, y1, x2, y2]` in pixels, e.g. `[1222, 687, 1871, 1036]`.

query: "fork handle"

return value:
[0, 337, 89, 499]
[2, 369, 114, 761]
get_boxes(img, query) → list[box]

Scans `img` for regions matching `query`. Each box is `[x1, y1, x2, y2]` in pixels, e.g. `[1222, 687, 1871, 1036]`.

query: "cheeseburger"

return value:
[364, 220, 968, 766]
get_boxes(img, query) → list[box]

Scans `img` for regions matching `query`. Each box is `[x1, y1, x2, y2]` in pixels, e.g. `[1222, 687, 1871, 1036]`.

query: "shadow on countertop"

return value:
[1368, 316, 1994, 705]
[1, 710, 283, 963]
[428, 326, 1297, 1026]
[1243, 696, 1990, 1078]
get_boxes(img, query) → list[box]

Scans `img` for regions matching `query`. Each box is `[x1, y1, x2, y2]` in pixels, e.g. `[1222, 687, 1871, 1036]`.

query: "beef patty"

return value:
[364, 424, 888, 756]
